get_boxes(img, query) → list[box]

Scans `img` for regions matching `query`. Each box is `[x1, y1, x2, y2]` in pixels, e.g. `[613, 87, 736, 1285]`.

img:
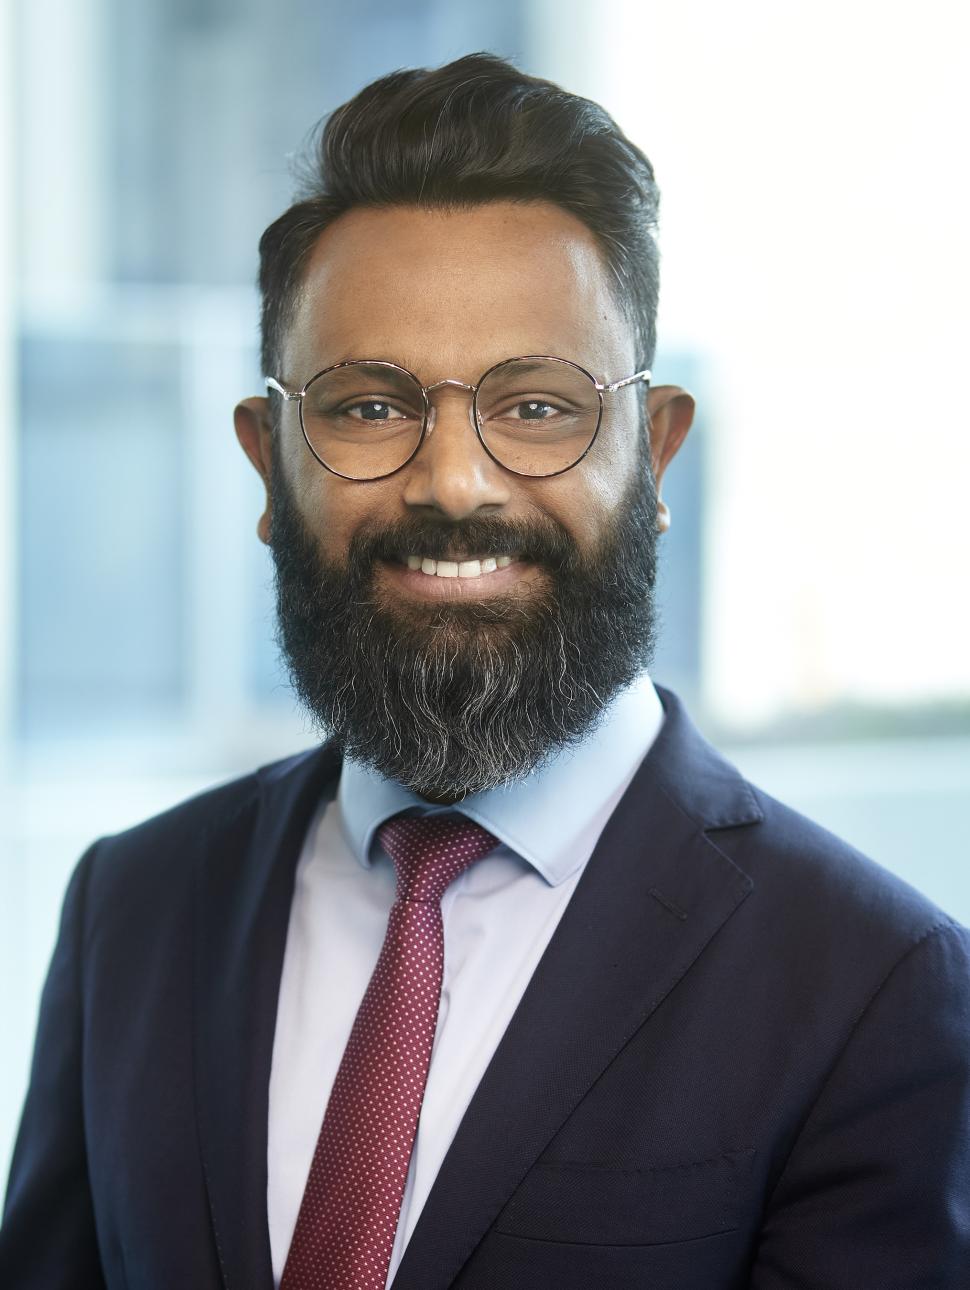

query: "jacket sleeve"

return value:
[0, 845, 108, 1289]
[751, 919, 970, 1289]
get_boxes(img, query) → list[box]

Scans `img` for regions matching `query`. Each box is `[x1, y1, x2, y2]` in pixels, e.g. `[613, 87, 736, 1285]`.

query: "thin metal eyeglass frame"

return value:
[265, 355, 652, 481]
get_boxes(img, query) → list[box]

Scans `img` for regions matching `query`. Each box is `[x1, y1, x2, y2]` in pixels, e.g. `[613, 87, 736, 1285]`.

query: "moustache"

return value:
[345, 515, 581, 578]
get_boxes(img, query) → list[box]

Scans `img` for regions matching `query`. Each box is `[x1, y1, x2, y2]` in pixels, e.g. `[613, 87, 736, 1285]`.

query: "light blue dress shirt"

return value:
[267, 672, 665, 1287]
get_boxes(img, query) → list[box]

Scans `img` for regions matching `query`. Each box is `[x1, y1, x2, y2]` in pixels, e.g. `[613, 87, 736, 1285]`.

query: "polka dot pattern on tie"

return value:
[280, 811, 497, 1290]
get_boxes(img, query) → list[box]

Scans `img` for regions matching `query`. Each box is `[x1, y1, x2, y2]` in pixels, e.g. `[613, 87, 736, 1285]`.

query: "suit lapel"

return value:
[391, 690, 762, 1290]
[190, 689, 762, 1290]
[193, 743, 341, 1290]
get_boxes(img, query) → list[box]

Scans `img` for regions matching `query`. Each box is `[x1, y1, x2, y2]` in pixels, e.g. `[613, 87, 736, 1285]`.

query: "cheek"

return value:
[287, 457, 401, 563]
[527, 462, 632, 553]
[277, 438, 342, 557]
[559, 433, 640, 535]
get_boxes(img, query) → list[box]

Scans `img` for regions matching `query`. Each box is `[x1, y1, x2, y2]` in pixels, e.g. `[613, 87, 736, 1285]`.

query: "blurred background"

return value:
[1, 0, 968, 1178]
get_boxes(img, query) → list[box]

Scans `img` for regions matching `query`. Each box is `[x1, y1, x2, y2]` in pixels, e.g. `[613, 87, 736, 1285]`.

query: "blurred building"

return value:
[11, 0, 707, 759]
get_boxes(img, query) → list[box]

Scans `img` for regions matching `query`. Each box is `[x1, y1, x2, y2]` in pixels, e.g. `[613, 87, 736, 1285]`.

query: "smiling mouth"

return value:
[401, 554, 516, 580]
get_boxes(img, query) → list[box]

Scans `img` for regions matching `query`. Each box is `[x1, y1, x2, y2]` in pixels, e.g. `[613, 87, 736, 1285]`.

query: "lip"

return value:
[378, 557, 535, 600]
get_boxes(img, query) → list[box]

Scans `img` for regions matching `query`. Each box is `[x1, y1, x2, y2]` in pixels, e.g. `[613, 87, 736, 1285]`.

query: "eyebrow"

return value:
[306, 355, 584, 384]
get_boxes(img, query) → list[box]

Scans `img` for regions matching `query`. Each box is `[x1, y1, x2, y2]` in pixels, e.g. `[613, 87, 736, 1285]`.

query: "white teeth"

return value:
[406, 555, 515, 578]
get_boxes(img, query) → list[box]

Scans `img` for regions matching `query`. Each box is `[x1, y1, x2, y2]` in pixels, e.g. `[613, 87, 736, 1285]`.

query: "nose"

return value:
[399, 387, 513, 520]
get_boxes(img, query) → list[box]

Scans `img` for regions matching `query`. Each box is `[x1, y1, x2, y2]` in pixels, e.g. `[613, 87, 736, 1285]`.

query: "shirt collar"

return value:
[338, 672, 664, 887]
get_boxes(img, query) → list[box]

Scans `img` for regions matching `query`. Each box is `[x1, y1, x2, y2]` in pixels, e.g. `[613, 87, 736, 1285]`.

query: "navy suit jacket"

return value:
[3, 689, 969, 1288]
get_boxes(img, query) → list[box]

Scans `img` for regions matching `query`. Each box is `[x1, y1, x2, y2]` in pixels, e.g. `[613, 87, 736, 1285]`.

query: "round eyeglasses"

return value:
[265, 356, 651, 481]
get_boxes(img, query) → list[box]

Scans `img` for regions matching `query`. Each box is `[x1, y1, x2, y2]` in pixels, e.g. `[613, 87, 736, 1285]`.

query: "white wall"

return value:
[538, 0, 970, 726]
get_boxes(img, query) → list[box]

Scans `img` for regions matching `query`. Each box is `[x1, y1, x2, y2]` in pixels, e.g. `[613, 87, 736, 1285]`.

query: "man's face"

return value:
[237, 201, 692, 800]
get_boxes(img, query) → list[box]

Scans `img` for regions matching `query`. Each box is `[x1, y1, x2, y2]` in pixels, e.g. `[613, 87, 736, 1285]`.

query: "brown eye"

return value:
[342, 401, 408, 422]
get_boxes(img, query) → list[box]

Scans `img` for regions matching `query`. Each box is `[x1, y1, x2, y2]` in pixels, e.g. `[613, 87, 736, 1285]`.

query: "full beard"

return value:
[268, 450, 659, 800]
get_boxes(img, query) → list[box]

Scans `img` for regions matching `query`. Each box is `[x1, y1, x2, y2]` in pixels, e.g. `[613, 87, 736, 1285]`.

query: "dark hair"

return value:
[258, 52, 660, 382]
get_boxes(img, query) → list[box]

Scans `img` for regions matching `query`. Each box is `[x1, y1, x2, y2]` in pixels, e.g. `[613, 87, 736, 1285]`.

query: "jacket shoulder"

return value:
[731, 780, 966, 961]
[82, 745, 337, 902]
[652, 687, 962, 948]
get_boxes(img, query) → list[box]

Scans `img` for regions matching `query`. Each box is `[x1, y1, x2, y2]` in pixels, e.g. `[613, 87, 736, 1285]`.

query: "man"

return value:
[2, 53, 968, 1290]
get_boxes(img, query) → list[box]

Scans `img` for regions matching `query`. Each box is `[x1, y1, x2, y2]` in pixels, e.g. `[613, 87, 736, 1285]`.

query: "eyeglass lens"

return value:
[299, 358, 601, 480]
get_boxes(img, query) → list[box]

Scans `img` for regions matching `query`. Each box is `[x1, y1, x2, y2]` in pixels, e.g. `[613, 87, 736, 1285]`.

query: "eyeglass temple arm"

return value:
[602, 368, 652, 394]
[265, 377, 301, 400]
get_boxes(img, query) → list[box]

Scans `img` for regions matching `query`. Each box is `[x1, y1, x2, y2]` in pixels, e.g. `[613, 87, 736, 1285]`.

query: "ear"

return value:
[644, 384, 695, 533]
[234, 396, 275, 545]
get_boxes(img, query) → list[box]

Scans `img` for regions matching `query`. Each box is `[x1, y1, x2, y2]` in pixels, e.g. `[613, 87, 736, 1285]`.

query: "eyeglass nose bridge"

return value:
[425, 378, 477, 393]
[422, 377, 479, 439]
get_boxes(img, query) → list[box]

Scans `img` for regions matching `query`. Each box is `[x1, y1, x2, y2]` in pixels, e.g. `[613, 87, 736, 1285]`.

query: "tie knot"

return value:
[377, 812, 497, 903]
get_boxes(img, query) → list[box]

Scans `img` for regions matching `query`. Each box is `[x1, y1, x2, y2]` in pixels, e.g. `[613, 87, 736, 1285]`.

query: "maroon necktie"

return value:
[280, 811, 497, 1290]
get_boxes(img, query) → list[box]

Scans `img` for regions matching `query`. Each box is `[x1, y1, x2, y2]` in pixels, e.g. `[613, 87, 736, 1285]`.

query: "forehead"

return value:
[283, 201, 634, 384]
